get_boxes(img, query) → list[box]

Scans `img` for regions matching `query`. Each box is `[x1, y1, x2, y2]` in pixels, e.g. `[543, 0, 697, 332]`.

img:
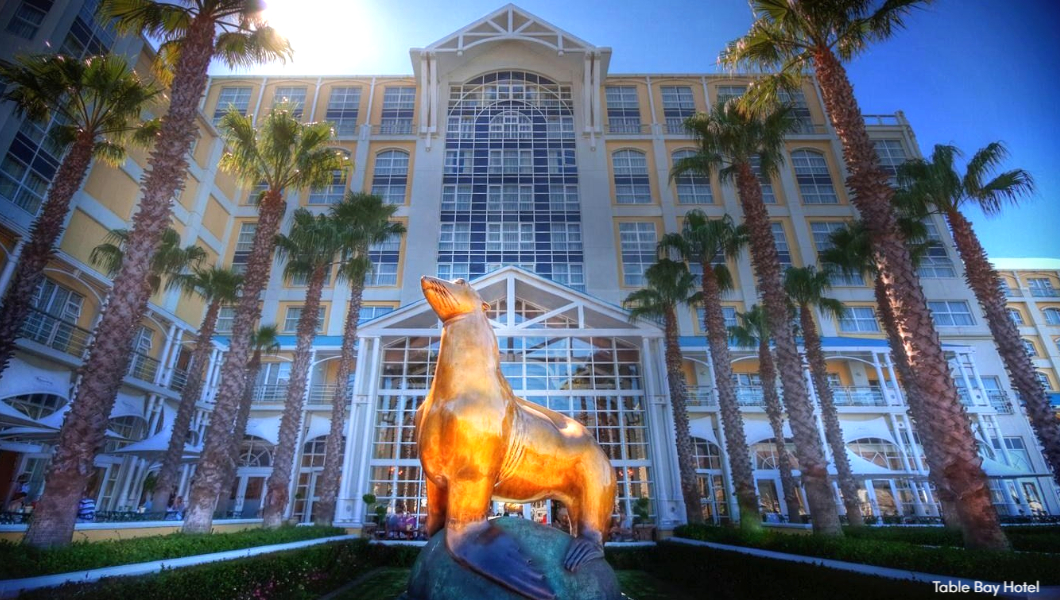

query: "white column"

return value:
[349, 337, 382, 525]
[336, 336, 368, 522]
[283, 349, 315, 519]
[864, 480, 880, 517]
[870, 351, 890, 404]
[162, 329, 184, 386]
[880, 352, 905, 405]
[155, 324, 177, 386]
[909, 480, 927, 516]
[888, 479, 903, 515]
[713, 413, 740, 519]
[0, 239, 25, 294]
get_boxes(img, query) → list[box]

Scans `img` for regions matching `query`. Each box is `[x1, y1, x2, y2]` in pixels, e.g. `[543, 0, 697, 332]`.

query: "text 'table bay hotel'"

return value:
[0, 2, 1057, 532]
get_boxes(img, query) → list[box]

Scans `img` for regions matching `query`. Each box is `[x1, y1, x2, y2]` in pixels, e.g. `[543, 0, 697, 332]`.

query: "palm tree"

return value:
[313, 193, 405, 526]
[0, 54, 160, 377]
[820, 219, 963, 529]
[150, 266, 242, 511]
[89, 228, 207, 294]
[624, 259, 705, 523]
[896, 143, 1058, 487]
[678, 101, 841, 535]
[658, 212, 760, 531]
[784, 266, 864, 527]
[728, 306, 802, 521]
[183, 110, 345, 534]
[260, 210, 348, 528]
[22, 0, 290, 548]
[218, 325, 280, 510]
[722, 1, 1007, 549]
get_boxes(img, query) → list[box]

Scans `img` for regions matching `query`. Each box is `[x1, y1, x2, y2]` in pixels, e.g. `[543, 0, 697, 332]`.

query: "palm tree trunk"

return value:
[758, 339, 802, 521]
[184, 188, 287, 534]
[151, 301, 219, 511]
[799, 306, 864, 527]
[218, 353, 262, 513]
[700, 263, 759, 530]
[734, 162, 841, 535]
[0, 132, 95, 377]
[875, 278, 960, 529]
[663, 308, 704, 524]
[813, 46, 1005, 550]
[313, 280, 364, 525]
[23, 17, 216, 549]
[947, 210, 1060, 486]
[262, 264, 327, 528]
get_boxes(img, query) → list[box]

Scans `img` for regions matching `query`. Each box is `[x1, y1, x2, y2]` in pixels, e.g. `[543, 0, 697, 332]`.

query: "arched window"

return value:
[489, 111, 533, 139]
[612, 149, 651, 204]
[1023, 339, 1038, 357]
[301, 436, 328, 468]
[1044, 308, 1060, 326]
[239, 436, 274, 467]
[671, 150, 713, 204]
[1038, 371, 1054, 391]
[749, 156, 776, 204]
[1009, 308, 1024, 325]
[308, 149, 350, 205]
[692, 437, 722, 470]
[791, 149, 838, 204]
[3, 393, 65, 420]
[370, 150, 409, 205]
[749, 438, 799, 470]
[847, 437, 903, 470]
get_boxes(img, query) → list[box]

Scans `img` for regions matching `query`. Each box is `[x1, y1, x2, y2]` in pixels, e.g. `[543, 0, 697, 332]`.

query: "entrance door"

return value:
[756, 478, 781, 516]
[241, 476, 266, 518]
[871, 479, 899, 516]
[293, 471, 320, 523]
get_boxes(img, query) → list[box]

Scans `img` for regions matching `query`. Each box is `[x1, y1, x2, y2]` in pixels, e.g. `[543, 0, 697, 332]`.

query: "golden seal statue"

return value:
[416, 276, 617, 600]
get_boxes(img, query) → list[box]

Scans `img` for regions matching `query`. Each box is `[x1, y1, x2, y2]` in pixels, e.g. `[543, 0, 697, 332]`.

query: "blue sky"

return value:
[215, 0, 1060, 259]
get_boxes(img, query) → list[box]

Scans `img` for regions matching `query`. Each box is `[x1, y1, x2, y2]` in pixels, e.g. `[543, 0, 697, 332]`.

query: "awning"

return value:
[689, 416, 718, 446]
[981, 457, 1028, 477]
[115, 401, 199, 457]
[0, 400, 40, 428]
[841, 417, 898, 446]
[109, 392, 147, 420]
[0, 358, 71, 400]
[744, 419, 792, 445]
[304, 414, 332, 443]
[245, 415, 281, 445]
[831, 449, 896, 476]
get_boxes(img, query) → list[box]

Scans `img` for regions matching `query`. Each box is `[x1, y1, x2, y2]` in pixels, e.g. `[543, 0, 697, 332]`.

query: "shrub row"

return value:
[841, 525, 1060, 554]
[18, 538, 372, 600]
[674, 523, 1057, 585]
[0, 525, 345, 579]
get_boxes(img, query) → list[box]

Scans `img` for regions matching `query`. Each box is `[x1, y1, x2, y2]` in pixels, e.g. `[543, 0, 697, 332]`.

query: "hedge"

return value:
[674, 523, 1058, 585]
[0, 525, 345, 579]
[18, 538, 372, 600]
[841, 525, 1060, 554]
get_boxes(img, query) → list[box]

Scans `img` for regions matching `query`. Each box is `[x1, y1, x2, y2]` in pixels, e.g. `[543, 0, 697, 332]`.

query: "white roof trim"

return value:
[423, 4, 598, 55]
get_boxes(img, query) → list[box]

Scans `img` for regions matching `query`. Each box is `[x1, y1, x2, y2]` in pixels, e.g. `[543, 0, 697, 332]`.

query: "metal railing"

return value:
[605, 121, 652, 135]
[372, 120, 414, 135]
[863, 114, 902, 126]
[20, 307, 91, 357]
[251, 383, 289, 404]
[686, 386, 716, 407]
[127, 351, 161, 383]
[830, 386, 887, 407]
[1030, 287, 1060, 298]
[735, 386, 766, 407]
[789, 121, 828, 135]
[664, 118, 691, 135]
[987, 391, 1014, 414]
[168, 368, 189, 392]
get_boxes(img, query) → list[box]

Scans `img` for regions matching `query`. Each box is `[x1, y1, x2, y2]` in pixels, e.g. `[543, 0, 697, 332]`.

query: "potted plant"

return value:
[362, 493, 388, 538]
[632, 497, 655, 541]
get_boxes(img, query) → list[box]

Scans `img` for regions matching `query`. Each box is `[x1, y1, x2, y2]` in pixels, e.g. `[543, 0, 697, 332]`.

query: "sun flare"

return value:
[261, 0, 379, 73]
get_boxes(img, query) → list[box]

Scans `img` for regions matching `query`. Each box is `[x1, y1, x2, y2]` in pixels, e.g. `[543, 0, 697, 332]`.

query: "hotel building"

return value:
[0, 2, 1056, 532]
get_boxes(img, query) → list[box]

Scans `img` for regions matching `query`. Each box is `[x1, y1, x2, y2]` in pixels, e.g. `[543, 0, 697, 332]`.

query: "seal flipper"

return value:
[447, 522, 555, 600]
[563, 535, 604, 571]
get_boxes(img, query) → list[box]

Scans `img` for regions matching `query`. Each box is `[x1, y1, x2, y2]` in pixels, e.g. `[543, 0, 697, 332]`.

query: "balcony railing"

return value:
[735, 386, 766, 407]
[605, 121, 652, 135]
[686, 386, 716, 407]
[863, 114, 902, 126]
[956, 387, 974, 407]
[1030, 287, 1060, 298]
[127, 351, 161, 383]
[308, 384, 354, 406]
[20, 307, 91, 357]
[987, 391, 1014, 414]
[831, 386, 887, 407]
[665, 118, 691, 135]
[168, 368, 189, 392]
[251, 383, 289, 404]
[372, 120, 414, 135]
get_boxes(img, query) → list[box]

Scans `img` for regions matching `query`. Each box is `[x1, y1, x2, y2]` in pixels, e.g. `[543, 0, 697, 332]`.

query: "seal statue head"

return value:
[421, 276, 489, 321]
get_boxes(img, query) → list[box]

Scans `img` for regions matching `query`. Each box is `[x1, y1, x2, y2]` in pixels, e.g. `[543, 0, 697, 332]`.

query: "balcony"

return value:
[987, 391, 1014, 414]
[168, 368, 188, 392]
[831, 386, 887, 407]
[308, 384, 354, 406]
[665, 118, 690, 135]
[863, 114, 903, 126]
[372, 120, 414, 135]
[686, 386, 716, 407]
[735, 386, 766, 407]
[127, 352, 161, 383]
[251, 383, 289, 404]
[1030, 287, 1060, 298]
[20, 307, 91, 358]
[956, 387, 975, 407]
[605, 121, 652, 135]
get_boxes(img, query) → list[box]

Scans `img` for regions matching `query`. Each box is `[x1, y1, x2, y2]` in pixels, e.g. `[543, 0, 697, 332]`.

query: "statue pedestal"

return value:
[403, 517, 621, 600]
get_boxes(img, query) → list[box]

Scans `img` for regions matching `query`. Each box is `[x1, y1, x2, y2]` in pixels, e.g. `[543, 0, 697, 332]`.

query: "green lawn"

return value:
[329, 567, 697, 600]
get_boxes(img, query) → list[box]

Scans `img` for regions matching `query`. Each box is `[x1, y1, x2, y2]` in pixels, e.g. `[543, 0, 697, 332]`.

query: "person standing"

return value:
[76, 492, 95, 522]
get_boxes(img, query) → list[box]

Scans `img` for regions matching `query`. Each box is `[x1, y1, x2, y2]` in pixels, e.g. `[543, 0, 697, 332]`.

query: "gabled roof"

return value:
[421, 4, 602, 56]
[360, 266, 660, 336]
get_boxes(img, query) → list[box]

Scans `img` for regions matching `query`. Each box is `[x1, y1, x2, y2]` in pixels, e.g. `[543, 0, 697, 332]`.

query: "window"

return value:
[216, 307, 236, 333]
[551, 223, 582, 251]
[918, 220, 956, 278]
[439, 223, 472, 252]
[232, 223, 256, 274]
[213, 87, 252, 125]
[1044, 308, 1060, 326]
[367, 233, 401, 286]
[549, 184, 580, 211]
[547, 149, 576, 174]
[488, 149, 532, 175]
[662, 86, 696, 134]
[1002, 437, 1032, 471]
[771, 222, 792, 268]
[928, 301, 974, 327]
[446, 115, 476, 139]
[1023, 339, 1039, 357]
[326, 87, 361, 136]
[791, 150, 838, 204]
[696, 306, 738, 330]
[380, 87, 415, 134]
[486, 223, 534, 252]
[839, 307, 880, 333]
[619, 222, 657, 286]
[693, 438, 722, 470]
[284, 306, 326, 333]
[1, 114, 67, 214]
[1009, 309, 1024, 326]
[613, 150, 651, 204]
[777, 88, 814, 133]
[57, 1, 114, 59]
[370, 150, 409, 204]
[848, 438, 904, 470]
[1038, 372, 1054, 390]
[437, 263, 470, 281]
[443, 149, 473, 175]
[359, 306, 394, 323]
[551, 264, 585, 291]
[749, 156, 776, 204]
[6, 0, 51, 39]
[605, 86, 641, 133]
[272, 86, 306, 117]
[810, 222, 863, 285]
[441, 184, 473, 211]
[672, 150, 713, 204]
[715, 85, 746, 106]
[487, 184, 533, 211]
[874, 139, 907, 182]
[244, 181, 267, 205]
[290, 268, 332, 287]
[1028, 278, 1058, 298]
[489, 111, 533, 139]
[307, 151, 349, 205]
[545, 115, 574, 138]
